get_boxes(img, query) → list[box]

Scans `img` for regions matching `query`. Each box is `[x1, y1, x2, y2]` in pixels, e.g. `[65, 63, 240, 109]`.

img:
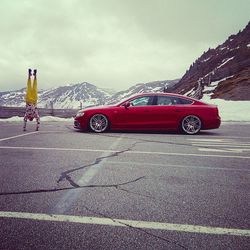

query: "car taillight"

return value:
[215, 107, 219, 117]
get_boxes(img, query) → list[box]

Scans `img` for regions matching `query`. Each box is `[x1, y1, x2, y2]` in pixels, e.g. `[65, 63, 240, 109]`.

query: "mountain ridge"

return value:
[172, 21, 250, 100]
[0, 80, 179, 109]
[1, 21, 250, 108]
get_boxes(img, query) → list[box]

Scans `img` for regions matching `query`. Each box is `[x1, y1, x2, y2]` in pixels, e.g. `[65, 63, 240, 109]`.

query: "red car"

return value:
[74, 93, 221, 135]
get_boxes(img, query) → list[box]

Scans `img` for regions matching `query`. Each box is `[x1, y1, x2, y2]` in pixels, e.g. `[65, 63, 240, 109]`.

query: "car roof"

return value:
[128, 92, 195, 100]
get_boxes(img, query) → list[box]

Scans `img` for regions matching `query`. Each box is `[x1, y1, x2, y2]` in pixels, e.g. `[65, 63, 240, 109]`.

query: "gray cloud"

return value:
[0, 0, 249, 91]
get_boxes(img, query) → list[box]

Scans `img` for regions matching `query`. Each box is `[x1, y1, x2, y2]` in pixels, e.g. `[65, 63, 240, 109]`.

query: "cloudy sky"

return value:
[0, 0, 249, 92]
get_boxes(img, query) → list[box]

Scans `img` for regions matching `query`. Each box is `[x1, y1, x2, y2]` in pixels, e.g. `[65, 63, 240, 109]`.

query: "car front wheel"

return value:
[181, 115, 201, 135]
[89, 114, 109, 133]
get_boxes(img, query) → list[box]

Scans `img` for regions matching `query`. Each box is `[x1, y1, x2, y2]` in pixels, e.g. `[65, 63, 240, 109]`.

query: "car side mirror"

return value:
[124, 101, 131, 109]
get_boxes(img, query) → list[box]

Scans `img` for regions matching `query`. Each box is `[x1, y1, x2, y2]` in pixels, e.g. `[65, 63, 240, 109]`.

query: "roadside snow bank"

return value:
[0, 116, 73, 122]
[202, 96, 250, 122]
[1, 100, 250, 122]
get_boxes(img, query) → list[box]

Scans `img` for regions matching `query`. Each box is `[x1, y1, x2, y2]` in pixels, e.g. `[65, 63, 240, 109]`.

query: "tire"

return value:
[181, 115, 201, 135]
[89, 114, 109, 133]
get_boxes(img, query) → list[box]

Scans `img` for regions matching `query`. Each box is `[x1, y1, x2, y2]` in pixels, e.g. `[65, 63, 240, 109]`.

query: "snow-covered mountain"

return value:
[172, 21, 250, 100]
[0, 82, 111, 109]
[1, 22, 249, 108]
[106, 80, 179, 104]
[38, 82, 112, 109]
[0, 88, 26, 107]
[0, 80, 178, 109]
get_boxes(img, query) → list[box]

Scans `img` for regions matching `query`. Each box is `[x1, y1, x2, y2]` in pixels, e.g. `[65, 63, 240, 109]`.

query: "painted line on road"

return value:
[188, 139, 231, 142]
[193, 144, 250, 147]
[105, 161, 250, 172]
[189, 138, 250, 153]
[1, 146, 250, 159]
[0, 131, 39, 142]
[189, 139, 250, 147]
[188, 135, 250, 139]
[198, 148, 248, 153]
[0, 211, 249, 237]
[52, 137, 123, 213]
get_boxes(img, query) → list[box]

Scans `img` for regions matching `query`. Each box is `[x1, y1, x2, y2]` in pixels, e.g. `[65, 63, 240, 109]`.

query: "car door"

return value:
[111, 96, 155, 129]
[149, 95, 183, 129]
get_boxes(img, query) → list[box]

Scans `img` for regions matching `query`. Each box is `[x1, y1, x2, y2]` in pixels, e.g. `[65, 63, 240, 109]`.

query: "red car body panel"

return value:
[74, 93, 221, 133]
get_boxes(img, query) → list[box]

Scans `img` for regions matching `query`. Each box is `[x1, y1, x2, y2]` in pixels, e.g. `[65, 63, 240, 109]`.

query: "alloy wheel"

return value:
[181, 115, 201, 135]
[89, 114, 109, 132]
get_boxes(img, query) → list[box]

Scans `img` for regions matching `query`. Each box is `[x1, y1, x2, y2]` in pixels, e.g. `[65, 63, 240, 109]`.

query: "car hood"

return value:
[81, 105, 115, 112]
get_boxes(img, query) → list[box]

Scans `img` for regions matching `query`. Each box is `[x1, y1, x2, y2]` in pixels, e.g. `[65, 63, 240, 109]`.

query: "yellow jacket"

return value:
[25, 77, 38, 104]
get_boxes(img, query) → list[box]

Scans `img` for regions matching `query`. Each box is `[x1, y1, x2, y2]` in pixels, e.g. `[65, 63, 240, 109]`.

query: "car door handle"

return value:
[175, 110, 182, 112]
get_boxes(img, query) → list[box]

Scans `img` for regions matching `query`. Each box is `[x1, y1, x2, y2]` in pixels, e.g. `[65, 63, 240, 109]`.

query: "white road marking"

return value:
[192, 143, 250, 146]
[198, 148, 247, 153]
[188, 138, 250, 153]
[106, 161, 250, 172]
[52, 137, 123, 213]
[0, 146, 113, 153]
[0, 131, 39, 142]
[189, 135, 250, 139]
[0, 211, 249, 237]
[187, 139, 230, 142]
[1, 146, 250, 159]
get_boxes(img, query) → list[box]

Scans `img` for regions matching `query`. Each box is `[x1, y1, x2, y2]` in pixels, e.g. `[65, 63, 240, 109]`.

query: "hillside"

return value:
[172, 21, 250, 100]
[1, 22, 250, 108]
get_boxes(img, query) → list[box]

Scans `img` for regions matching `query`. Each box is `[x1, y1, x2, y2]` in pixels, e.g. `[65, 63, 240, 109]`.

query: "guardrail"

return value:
[0, 106, 78, 119]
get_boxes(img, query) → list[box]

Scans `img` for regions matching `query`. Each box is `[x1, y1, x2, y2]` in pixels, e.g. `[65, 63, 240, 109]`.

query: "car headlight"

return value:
[76, 111, 85, 117]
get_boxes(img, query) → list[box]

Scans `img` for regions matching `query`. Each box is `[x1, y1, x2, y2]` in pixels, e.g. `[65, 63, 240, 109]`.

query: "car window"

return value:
[156, 96, 173, 106]
[178, 98, 193, 105]
[130, 96, 152, 106]
[170, 97, 181, 105]
[156, 96, 193, 105]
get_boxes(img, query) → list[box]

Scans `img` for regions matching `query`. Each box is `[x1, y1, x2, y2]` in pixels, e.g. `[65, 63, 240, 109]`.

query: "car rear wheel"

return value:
[89, 114, 109, 133]
[181, 115, 201, 135]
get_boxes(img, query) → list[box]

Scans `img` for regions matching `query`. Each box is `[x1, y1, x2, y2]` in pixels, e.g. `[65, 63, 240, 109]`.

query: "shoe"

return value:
[33, 69, 37, 76]
[28, 69, 32, 77]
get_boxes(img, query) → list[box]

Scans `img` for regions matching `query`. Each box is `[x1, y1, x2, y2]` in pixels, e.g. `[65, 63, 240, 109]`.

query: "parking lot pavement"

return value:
[0, 121, 250, 249]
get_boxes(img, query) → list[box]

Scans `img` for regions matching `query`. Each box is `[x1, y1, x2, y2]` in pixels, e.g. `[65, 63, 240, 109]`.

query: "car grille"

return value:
[74, 121, 80, 128]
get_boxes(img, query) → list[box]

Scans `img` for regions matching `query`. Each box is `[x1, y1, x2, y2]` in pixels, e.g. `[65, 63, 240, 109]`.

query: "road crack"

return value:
[0, 176, 145, 196]
[57, 141, 144, 187]
[81, 203, 188, 249]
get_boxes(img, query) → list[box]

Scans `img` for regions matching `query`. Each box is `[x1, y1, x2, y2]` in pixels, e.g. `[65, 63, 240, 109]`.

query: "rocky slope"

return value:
[172, 21, 250, 100]
[1, 22, 249, 108]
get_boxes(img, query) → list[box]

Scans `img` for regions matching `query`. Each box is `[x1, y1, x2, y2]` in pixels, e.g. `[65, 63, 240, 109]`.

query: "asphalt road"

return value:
[0, 121, 249, 250]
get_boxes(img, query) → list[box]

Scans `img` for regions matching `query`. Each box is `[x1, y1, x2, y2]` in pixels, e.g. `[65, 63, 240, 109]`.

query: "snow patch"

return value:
[202, 56, 212, 62]
[219, 46, 228, 51]
[201, 97, 250, 122]
[203, 75, 234, 95]
[1, 101, 250, 123]
[184, 87, 196, 96]
[217, 57, 234, 69]
[0, 116, 73, 122]
[230, 46, 240, 51]
[203, 81, 220, 93]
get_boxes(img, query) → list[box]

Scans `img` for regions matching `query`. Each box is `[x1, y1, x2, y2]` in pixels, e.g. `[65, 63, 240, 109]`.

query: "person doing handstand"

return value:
[23, 69, 40, 131]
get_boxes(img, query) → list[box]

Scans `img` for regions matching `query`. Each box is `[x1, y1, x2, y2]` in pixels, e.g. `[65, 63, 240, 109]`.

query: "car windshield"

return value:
[110, 94, 141, 106]
[130, 96, 151, 106]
